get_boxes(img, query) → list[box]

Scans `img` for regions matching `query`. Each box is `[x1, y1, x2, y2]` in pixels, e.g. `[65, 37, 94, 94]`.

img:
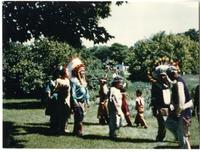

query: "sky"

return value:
[82, 0, 199, 47]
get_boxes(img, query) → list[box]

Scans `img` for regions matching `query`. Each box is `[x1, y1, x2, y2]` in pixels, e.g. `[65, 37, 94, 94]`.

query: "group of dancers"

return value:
[43, 57, 195, 149]
[148, 57, 195, 149]
[97, 75, 148, 138]
[44, 58, 89, 137]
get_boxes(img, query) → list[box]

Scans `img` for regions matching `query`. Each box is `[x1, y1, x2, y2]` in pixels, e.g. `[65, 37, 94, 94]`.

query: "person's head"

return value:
[77, 65, 86, 78]
[159, 72, 170, 85]
[99, 77, 107, 85]
[71, 64, 85, 77]
[136, 89, 142, 97]
[166, 66, 178, 81]
[112, 76, 123, 89]
[52, 65, 60, 80]
[58, 65, 68, 78]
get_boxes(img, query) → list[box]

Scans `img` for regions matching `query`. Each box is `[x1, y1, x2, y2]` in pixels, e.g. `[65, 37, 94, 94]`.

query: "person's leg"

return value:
[73, 106, 84, 136]
[125, 114, 133, 126]
[134, 113, 140, 126]
[73, 106, 79, 135]
[165, 117, 178, 140]
[57, 103, 68, 134]
[109, 115, 117, 138]
[139, 113, 148, 128]
[183, 121, 191, 149]
[156, 114, 166, 141]
[178, 117, 191, 149]
[177, 116, 186, 148]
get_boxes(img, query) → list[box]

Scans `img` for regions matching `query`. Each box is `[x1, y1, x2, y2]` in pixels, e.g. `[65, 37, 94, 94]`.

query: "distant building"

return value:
[114, 62, 129, 72]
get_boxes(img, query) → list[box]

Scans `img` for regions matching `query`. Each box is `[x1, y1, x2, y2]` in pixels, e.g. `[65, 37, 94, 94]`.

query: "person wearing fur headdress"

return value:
[68, 58, 89, 136]
[193, 85, 199, 122]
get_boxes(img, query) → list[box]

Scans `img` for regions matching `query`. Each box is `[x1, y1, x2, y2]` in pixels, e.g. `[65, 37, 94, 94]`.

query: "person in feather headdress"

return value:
[68, 58, 89, 137]
[148, 57, 174, 142]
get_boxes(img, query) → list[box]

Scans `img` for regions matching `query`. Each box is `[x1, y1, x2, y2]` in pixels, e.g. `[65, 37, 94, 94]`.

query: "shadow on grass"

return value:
[83, 122, 100, 126]
[3, 121, 25, 148]
[154, 145, 199, 149]
[15, 123, 75, 137]
[115, 138, 155, 143]
[82, 134, 109, 140]
[9, 121, 156, 144]
[25, 122, 50, 127]
[3, 100, 44, 110]
[16, 124, 56, 136]
[82, 134, 155, 143]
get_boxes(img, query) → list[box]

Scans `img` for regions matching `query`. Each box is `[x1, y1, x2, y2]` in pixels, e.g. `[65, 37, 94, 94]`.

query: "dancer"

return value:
[53, 65, 71, 134]
[134, 89, 148, 128]
[148, 57, 173, 141]
[165, 66, 193, 149]
[97, 78, 109, 125]
[121, 87, 133, 127]
[108, 76, 125, 139]
[68, 58, 90, 136]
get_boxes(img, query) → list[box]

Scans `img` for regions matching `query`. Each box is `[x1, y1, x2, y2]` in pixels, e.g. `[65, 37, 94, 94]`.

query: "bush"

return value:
[3, 38, 76, 98]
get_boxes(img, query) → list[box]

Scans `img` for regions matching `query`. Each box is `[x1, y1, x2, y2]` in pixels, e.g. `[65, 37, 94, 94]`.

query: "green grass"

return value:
[3, 75, 200, 149]
[3, 99, 200, 149]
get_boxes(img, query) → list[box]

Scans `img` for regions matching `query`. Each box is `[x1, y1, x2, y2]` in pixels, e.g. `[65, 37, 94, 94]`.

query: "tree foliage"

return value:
[3, 1, 115, 48]
[89, 45, 112, 62]
[3, 30, 199, 98]
[3, 38, 76, 97]
[183, 28, 199, 42]
[110, 43, 130, 64]
[128, 31, 199, 80]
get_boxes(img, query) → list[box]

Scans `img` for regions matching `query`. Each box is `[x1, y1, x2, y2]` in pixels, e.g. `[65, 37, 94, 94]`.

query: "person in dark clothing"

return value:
[150, 70, 172, 142]
[53, 66, 71, 134]
[44, 67, 60, 133]
[165, 66, 193, 149]
[193, 85, 199, 121]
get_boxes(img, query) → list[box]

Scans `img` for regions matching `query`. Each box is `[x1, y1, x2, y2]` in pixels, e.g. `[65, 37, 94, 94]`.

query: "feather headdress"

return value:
[67, 57, 85, 77]
[147, 57, 180, 83]
[67, 57, 87, 86]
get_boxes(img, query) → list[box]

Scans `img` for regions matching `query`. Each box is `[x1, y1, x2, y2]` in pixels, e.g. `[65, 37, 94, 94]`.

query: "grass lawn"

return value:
[3, 99, 200, 149]
[3, 76, 200, 149]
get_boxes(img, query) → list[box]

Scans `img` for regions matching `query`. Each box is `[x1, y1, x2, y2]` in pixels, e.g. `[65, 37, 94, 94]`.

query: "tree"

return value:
[3, 38, 76, 98]
[3, 1, 117, 48]
[89, 45, 112, 62]
[128, 31, 199, 81]
[110, 43, 129, 64]
[183, 29, 199, 42]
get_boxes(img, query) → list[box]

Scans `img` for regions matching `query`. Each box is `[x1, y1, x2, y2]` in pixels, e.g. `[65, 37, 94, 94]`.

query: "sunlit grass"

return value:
[3, 75, 199, 149]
